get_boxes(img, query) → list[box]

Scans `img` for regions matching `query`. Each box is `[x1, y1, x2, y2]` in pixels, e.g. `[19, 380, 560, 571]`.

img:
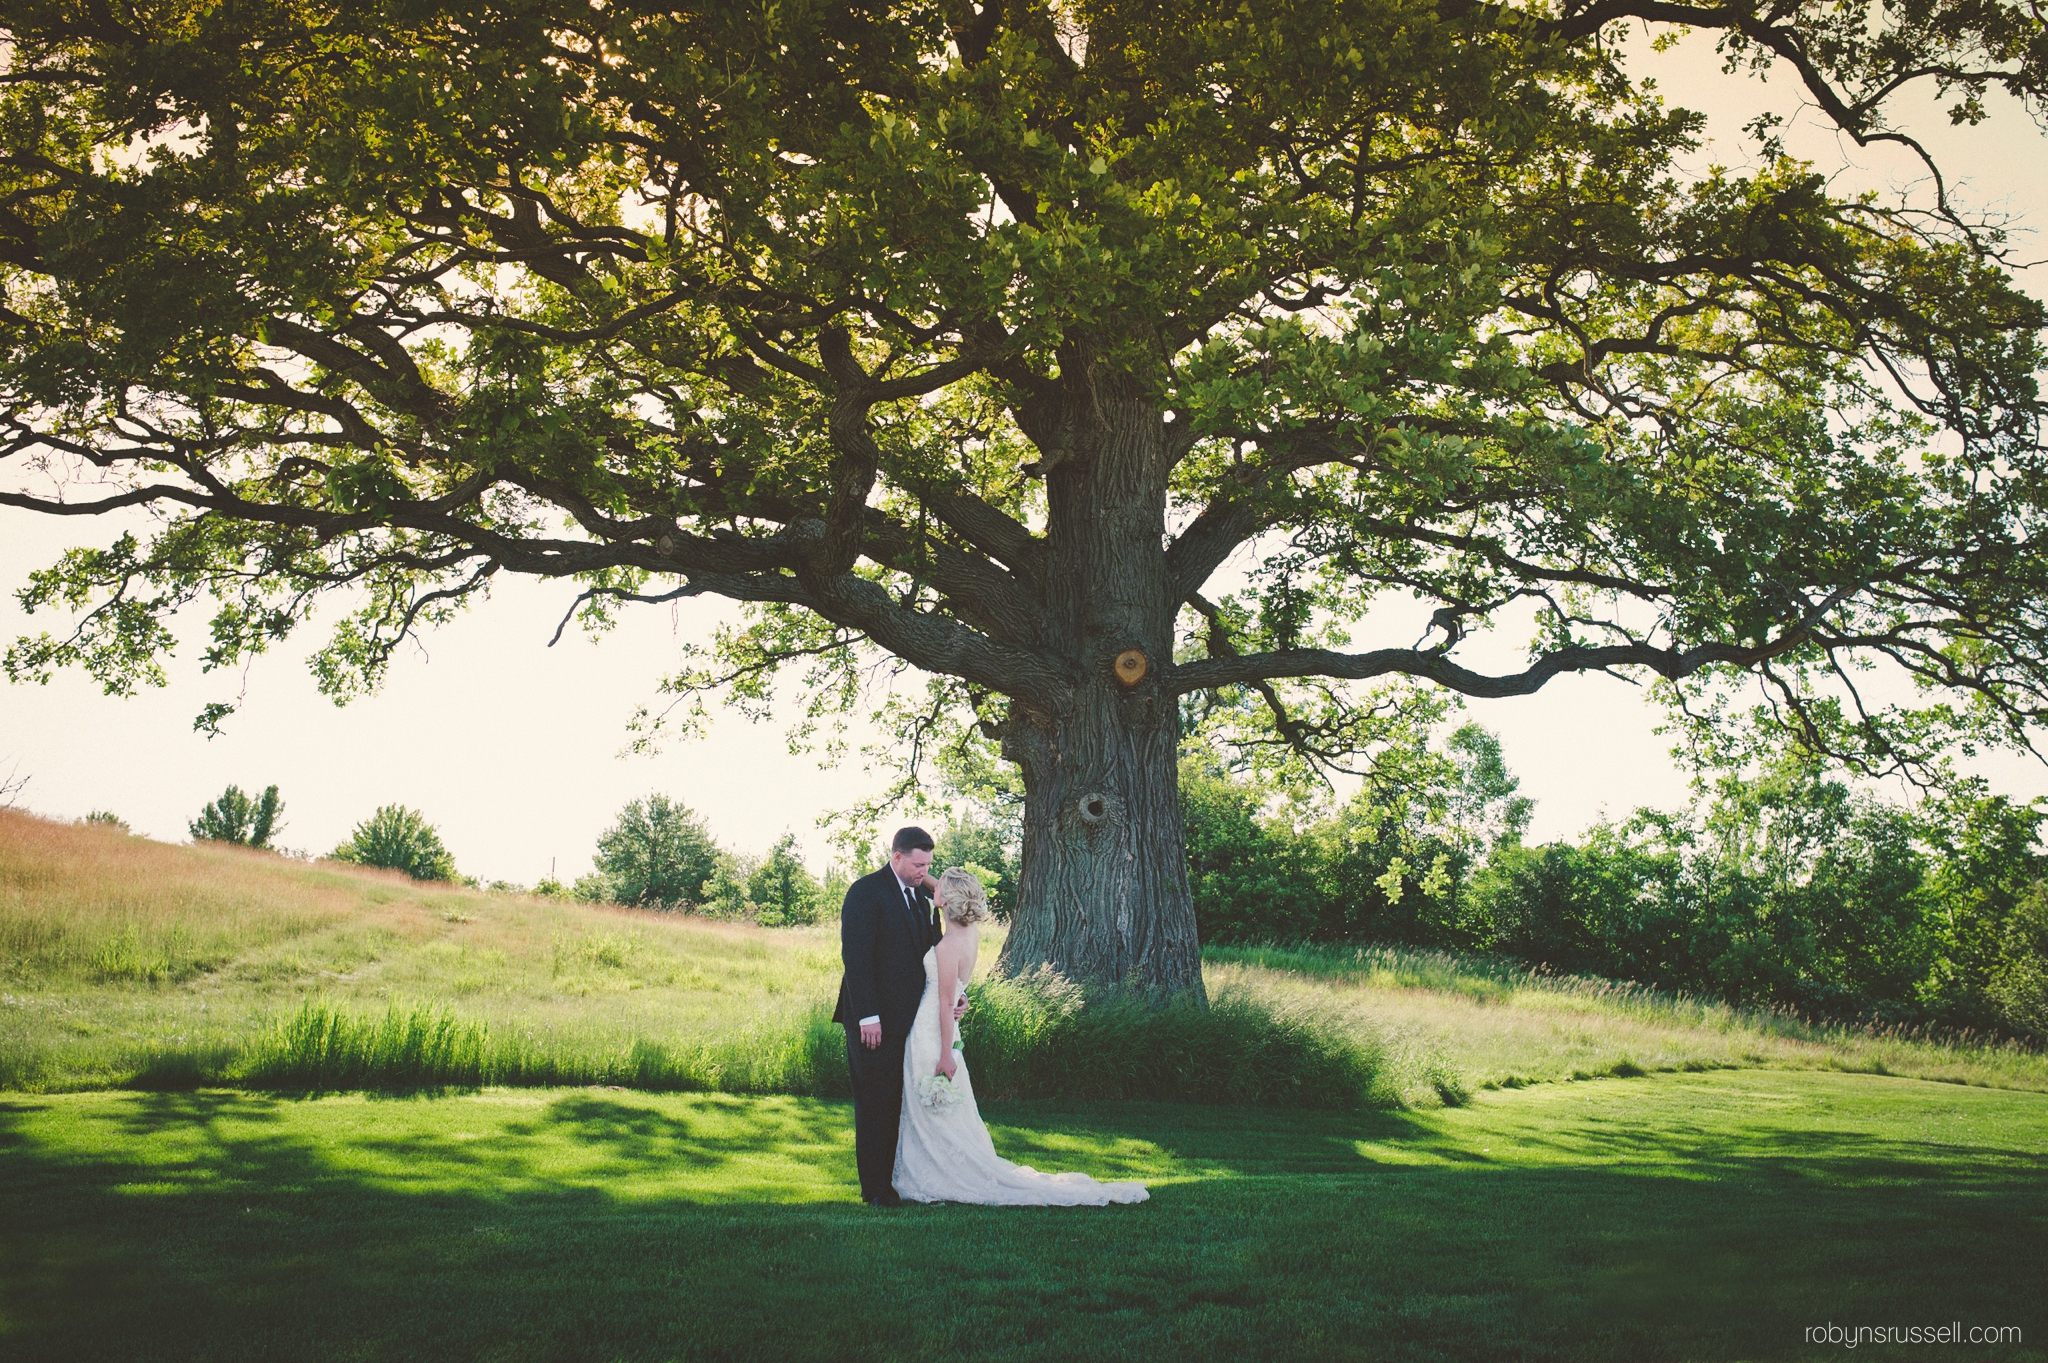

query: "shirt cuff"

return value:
[858, 1015, 879, 1027]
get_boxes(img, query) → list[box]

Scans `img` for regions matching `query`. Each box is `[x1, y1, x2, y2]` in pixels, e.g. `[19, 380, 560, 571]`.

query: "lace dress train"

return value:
[893, 946, 1149, 1206]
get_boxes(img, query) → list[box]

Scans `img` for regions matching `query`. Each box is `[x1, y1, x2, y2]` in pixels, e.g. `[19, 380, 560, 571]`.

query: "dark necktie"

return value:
[903, 882, 925, 938]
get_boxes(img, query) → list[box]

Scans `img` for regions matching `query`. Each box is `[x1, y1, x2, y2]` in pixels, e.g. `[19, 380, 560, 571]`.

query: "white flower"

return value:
[916, 1069, 965, 1111]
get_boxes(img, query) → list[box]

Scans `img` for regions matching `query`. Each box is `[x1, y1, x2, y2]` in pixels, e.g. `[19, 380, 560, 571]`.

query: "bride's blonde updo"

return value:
[935, 867, 993, 925]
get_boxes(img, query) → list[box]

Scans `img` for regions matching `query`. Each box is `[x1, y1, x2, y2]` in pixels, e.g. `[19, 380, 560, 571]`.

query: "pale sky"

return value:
[3, 31, 2044, 884]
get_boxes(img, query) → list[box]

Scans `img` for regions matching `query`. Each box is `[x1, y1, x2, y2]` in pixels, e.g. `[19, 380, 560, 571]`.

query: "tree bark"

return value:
[992, 360, 1207, 1000]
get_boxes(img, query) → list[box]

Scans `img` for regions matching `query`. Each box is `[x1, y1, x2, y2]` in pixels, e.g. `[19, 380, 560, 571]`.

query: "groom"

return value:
[835, 825, 950, 1206]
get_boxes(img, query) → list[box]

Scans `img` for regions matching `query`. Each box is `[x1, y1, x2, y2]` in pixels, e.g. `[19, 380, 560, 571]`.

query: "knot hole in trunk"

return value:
[1061, 790, 1126, 848]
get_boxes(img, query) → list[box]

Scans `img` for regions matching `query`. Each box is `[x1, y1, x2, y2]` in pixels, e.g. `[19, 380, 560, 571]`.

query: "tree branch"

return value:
[1170, 633, 1811, 699]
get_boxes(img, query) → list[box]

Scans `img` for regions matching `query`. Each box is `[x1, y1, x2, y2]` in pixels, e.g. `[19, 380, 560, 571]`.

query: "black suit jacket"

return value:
[833, 865, 939, 1038]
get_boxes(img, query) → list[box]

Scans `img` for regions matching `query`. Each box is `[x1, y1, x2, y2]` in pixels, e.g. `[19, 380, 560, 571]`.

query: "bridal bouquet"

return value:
[916, 1063, 966, 1111]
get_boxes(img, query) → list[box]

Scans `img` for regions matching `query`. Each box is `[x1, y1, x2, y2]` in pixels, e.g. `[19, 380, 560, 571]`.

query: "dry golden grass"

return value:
[1, 810, 385, 976]
[0, 808, 852, 1090]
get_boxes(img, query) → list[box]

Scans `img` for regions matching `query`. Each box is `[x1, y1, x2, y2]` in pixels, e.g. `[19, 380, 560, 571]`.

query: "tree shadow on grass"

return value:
[0, 1086, 2043, 1363]
[49, 1087, 856, 1199]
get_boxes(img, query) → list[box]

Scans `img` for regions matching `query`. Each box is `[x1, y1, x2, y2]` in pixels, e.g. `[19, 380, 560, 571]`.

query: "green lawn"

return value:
[4, 1068, 2042, 1362]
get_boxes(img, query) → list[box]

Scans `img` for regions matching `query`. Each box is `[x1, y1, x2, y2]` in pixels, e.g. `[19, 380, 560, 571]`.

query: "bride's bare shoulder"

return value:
[938, 924, 978, 967]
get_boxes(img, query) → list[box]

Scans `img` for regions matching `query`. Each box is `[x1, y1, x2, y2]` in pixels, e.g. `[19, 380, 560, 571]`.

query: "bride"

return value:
[893, 867, 1149, 1207]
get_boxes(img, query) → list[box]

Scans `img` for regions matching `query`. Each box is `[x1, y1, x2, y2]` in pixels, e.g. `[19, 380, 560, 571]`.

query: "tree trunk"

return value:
[997, 682, 1206, 999]
[993, 361, 1207, 1000]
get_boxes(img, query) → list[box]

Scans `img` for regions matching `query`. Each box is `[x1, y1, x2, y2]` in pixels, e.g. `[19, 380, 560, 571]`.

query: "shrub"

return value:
[818, 865, 853, 915]
[582, 794, 720, 908]
[330, 805, 457, 882]
[1464, 832, 1693, 983]
[78, 810, 129, 832]
[189, 783, 284, 848]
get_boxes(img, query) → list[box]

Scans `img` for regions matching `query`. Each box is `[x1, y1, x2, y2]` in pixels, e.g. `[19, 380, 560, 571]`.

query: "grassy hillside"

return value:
[0, 808, 854, 1093]
[3, 808, 2043, 1100]
[1207, 942, 2048, 1094]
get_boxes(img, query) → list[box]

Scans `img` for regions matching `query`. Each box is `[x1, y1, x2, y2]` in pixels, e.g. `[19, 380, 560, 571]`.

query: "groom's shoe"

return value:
[865, 1192, 905, 1208]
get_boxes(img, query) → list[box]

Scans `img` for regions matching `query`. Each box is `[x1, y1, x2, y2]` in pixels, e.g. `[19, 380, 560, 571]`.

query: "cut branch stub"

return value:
[1114, 648, 1149, 687]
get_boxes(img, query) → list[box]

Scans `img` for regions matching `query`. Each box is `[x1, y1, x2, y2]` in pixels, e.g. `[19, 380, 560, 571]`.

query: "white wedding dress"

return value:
[894, 946, 1149, 1206]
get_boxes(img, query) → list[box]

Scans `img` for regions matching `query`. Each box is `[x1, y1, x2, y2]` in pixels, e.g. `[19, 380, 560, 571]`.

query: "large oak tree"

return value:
[3, 0, 2045, 997]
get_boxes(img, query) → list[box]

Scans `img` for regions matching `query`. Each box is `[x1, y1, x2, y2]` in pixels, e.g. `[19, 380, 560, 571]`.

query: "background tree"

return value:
[1188, 740, 2048, 1036]
[934, 818, 1019, 919]
[331, 805, 457, 882]
[578, 794, 721, 908]
[3, 0, 2045, 997]
[188, 784, 284, 849]
[1182, 755, 1326, 944]
[1186, 718, 1536, 946]
[700, 851, 757, 919]
[1990, 884, 2048, 1036]
[749, 833, 826, 926]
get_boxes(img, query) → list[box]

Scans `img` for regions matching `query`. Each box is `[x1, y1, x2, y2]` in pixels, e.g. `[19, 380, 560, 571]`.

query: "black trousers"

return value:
[846, 1027, 907, 1200]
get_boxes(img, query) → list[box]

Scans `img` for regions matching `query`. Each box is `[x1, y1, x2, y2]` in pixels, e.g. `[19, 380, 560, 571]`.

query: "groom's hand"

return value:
[952, 995, 969, 1022]
[860, 1020, 882, 1049]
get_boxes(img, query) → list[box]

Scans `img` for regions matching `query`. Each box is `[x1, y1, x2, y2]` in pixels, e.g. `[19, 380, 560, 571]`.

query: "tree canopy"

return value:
[581, 792, 721, 908]
[3, 0, 2044, 993]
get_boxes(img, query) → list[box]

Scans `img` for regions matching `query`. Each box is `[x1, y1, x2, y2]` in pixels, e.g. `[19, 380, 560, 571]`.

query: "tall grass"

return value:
[1207, 939, 2048, 1049]
[963, 968, 1391, 1108]
[0, 809, 387, 980]
[1209, 940, 2048, 1100]
[8, 809, 2046, 1104]
[234, 998, 855, 1096]
[1, 808, 849, 1093]
[215, 982, 1389, 1108]
[245, 1000, 493, 1089]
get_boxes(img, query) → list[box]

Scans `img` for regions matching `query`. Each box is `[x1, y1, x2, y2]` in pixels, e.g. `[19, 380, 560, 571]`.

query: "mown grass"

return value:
[2, 1069, 2042, 1361]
